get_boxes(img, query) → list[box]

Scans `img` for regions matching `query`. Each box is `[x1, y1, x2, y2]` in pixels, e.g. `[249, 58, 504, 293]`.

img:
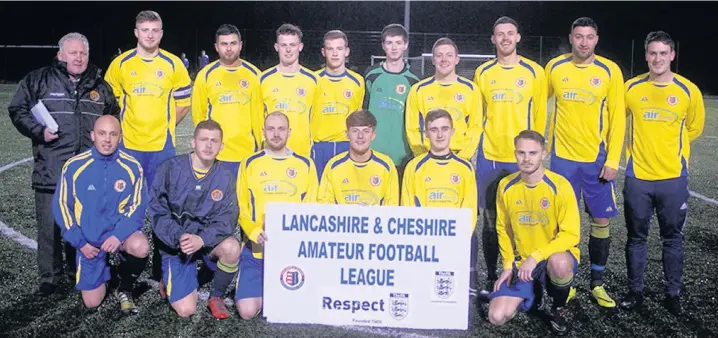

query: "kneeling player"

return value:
[319, 110, 399, 206]
[235, 112, 318, 319]
[488, 130, 578, 335]
[149, 120, 241, 319]
[401, 109, 478, 295]
[53, 116, 149, 314]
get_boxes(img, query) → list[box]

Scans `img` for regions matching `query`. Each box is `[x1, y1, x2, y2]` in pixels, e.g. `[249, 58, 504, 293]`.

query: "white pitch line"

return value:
[0, 156, 435, 338]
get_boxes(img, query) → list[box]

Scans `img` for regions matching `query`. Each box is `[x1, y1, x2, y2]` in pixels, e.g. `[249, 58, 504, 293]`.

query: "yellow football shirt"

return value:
[318, 150, 399, 206]
[311, 69, 365, 142]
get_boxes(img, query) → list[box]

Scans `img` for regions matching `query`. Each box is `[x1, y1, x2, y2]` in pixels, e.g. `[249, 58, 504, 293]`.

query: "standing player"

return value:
[53, 116, 148, 314]
[488, 130, 579, 336]
[363, 24, 420, 176]
[402, 109, 478, 295]
[105, 10, 192, 282]
[260, 24, 317, 157]
[149, 120, 241, 319]
[621, 31, 704, 315]
[192, 24, 263, 175]
[311, 30, 365, 179]
[474, 16, 547, 292]
[235, 112, 318, 319]
[545, 17, 625, 307]
[405, 37, 482, 161]
[319, 110, 399, 206]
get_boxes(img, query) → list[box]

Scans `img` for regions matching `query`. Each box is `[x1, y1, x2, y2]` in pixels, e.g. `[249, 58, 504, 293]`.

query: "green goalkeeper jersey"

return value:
[364, 62, 420, 167]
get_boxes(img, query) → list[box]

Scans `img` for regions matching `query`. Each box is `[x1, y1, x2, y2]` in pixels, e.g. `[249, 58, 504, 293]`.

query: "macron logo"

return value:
[87, 185, 96, 191]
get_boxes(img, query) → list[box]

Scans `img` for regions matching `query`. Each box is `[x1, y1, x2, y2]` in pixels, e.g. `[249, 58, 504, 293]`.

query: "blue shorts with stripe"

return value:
[489, 251, 578, 312]
[311, 141, 350, 180]
[550, 154, 618, 218]
[75, 251, 111, 291]
[475, 142, 519, 209]
[235, 245, 264, 301]
[161, 249, 218, 303]
[120, 133, 176, 189]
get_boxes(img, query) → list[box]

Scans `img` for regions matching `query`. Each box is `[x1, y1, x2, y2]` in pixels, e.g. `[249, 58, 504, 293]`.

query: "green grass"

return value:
[1, 84, 717, 337]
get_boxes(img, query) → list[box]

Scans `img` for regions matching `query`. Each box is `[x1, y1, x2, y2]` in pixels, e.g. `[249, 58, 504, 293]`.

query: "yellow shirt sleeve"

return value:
[191, 72, 208, 126]
[495, 183, 516, 270]
[405, 86, 425, 157]
[528, 179, 581, 262]
[238, 161, 262, 242]
[532, 67, 548, 136]
[687, 84, 706, 142]
[400, 163, 415, 207]
[603, 63, 626, 170]
[252, 81, 265, 150]
[462, 164, 478, 233]
[317, 164, 335, 204]
[173, 62, 192, 108]
[386, 164, 400, 206]
[104, 57, 123, 102]
[305, 160, 319, 203]
[544, 62, 556, 154]
[457, 86, 483, 160]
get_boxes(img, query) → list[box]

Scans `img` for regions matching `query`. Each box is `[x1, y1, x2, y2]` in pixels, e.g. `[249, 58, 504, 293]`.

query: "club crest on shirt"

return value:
[590, 76, 601, 87]
[239, 79, 249, 89]
[89, 90, 100, 102]
[370, 175, 381, 187]
[114, 180, 126, 192]
[286, 167, 296, 178]
[667, 95, 678, 106]
[515, 77, 525, 88]
[450, 174, 460, 184]
[296, 87, 306, 97]
[155, 69, 164, 78]
[344, 89, 353, 99]
[540, 197, 550, 209]
[454, 93, 464, 102]
[211, 189, 224, 202]
[396, 84, 407, 94]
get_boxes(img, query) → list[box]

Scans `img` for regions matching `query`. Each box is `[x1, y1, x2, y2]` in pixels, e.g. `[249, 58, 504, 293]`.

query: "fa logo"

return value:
[211, 189, 224, 201]
[155, 69, 164, 78]
[114, 180, 126, 193]
[296, 87, 305, 97]
[89, 90, 100, 102]
[389, 293, 409, 320]
[454, 93, 464, 102]
[434, 271, 455, 299]
[515, 77, 525, 88]
[396, 84, 406, 94]
[540, 197, 550, 209]
[370, 175, 381, 187]
[286, 167, 296, 178]
[239, 79, 249, 89]
[590, 76, 601, 87]
[667, 95, 678, 106]
[343, 89, 353, 99]
[450, 174, 460, 184]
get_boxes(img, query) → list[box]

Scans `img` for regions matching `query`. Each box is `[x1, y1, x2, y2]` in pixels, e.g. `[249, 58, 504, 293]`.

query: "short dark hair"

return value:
[514, 130, 545, 149]
[381, 24, 408, 43]
[215, 24, 241, 42]
[276, 23, 303, 41]
[644, 30, 675, 51]
[346, 110, 377, 130]
[493, 16, 519, 34]
[324, 30, 348, 47]
[432, 37, 458, 54]
[425, 109, 453, 129]
[135, 10, 162, 26]
[194, 120, 223, 139]
[571, 17, 598, 34]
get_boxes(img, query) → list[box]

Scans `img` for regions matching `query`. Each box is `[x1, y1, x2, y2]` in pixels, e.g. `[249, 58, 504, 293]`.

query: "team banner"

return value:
[262, 202, 472, 330]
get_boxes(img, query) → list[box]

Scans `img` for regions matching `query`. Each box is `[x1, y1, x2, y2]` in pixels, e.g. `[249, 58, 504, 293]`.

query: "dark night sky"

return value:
[1, 1, 716, 92]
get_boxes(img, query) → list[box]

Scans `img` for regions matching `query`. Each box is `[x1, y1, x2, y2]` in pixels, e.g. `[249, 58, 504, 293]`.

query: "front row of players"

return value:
[52, 110, 575, 332]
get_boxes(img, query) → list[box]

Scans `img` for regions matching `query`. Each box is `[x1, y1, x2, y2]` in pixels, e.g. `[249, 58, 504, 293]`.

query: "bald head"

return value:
[92, 115, 122, 155]
[263, 111, 291, 152]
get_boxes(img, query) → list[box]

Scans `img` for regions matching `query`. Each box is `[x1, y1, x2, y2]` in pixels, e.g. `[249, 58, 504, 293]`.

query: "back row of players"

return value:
[52, 9, 704, 335]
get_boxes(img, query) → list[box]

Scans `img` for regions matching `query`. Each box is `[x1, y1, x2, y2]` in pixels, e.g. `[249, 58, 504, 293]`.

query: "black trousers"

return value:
[35, 189, 76, 285]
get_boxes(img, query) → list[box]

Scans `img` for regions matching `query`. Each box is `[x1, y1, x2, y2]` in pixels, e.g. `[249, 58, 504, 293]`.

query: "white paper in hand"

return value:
[30, 100, 59, 133]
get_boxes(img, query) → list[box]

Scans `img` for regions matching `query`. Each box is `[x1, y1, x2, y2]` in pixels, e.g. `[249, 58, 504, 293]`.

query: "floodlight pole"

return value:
[404, 0, 410, 58]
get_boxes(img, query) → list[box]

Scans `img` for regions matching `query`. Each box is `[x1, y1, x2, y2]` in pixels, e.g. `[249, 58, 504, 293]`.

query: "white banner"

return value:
[262, 202, 471, 330]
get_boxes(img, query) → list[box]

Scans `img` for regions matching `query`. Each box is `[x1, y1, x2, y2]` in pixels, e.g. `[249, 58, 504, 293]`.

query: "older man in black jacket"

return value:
[8, 32, 120, 296]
